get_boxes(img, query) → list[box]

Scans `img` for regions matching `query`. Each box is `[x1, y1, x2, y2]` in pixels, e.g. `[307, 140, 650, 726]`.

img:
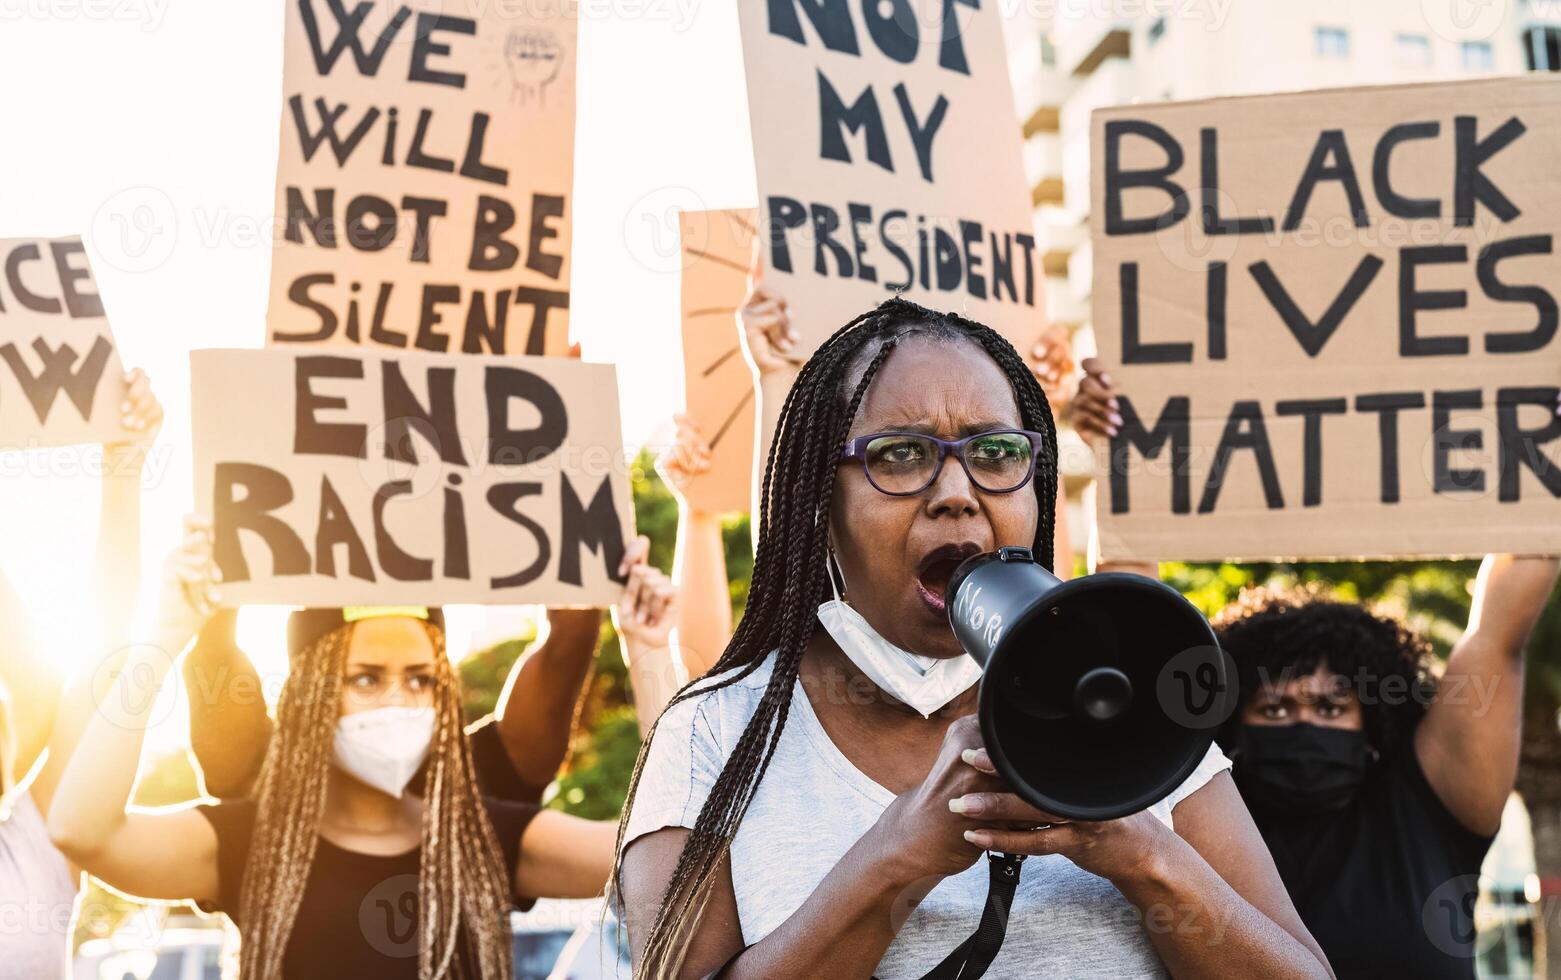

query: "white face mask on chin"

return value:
[331, 705, 436, 798]
[816, 551, 982, 719]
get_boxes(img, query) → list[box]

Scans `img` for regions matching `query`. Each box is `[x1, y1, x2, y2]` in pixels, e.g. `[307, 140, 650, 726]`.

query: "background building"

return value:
[1002, 6, 1561, 974]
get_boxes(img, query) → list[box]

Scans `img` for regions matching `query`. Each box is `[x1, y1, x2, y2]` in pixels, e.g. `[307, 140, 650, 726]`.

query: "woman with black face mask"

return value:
[1074, 357, 1561, 979]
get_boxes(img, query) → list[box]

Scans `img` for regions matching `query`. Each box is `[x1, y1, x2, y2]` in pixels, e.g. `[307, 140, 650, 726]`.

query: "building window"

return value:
[1461, 40, 1494, 71]
[1396, 33, 1431, 67]
[1315, 26, 1350, 59]
[1147, 17, 1167, 46]
[1525, 26, 1561, 71]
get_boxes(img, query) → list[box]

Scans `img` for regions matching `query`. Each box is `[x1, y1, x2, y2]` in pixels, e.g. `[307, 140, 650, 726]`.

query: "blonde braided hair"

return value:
[236, 622, 515, 979]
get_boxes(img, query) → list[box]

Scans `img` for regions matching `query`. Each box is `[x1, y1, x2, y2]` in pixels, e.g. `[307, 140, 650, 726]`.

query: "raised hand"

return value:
[1070, 357, 1124, 446]
[154, 515, 221, 652]
[738, 243, 803, 376]
[655, 414, 713, 506]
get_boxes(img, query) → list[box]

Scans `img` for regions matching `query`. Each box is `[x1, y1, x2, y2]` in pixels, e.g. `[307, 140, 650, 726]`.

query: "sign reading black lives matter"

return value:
[1092, 77, 1561, 561]
[0, 236, 126, 448]
[268, 0, 576, 356]
[191, 348, 633, 605]
[736, 0, 1043, 353]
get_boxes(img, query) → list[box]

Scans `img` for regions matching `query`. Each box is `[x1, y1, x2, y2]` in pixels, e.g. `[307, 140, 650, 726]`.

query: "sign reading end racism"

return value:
[192, 348, 633, 606]
[268, 0, 576, 356]
[1091, 77, 1561, 561]
[0, 236, 126, 448]
[736, 0, 1043, 354]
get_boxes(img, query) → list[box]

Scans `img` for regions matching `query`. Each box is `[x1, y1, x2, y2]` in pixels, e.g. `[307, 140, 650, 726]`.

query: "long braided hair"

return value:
[615, 298, 1059, 976]
[236, 621, 514, 980]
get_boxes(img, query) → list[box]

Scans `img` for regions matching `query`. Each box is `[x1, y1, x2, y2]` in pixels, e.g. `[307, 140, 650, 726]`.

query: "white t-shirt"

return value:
[0, 792, 76, 980]
[623, 657, 1232, 979]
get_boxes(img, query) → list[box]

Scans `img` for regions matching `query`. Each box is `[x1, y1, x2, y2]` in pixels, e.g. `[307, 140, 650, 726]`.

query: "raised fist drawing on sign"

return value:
[504, 27, 564, 107]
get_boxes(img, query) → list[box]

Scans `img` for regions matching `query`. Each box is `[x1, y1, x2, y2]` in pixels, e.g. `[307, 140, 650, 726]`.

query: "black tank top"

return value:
[1247, 748, 1494, 979]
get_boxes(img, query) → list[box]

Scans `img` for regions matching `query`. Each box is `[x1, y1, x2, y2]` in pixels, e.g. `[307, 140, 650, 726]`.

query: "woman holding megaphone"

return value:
[1072, 359, 1561, 979]
[616, 299, 1331, 979]
[48, 517, 621, 980]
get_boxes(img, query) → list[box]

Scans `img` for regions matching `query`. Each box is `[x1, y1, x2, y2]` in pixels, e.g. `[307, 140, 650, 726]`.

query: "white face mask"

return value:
[331, 705, 436, 798]
[816, 551, 982, 718]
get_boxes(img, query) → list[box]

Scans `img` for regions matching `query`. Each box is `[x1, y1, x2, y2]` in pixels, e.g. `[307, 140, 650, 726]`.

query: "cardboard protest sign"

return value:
[735, 0, 1044, 353]
[268, 0, 576, 356]
[0, 236, 126, 448]
[191, 347, 633, 605]
[676, 208, 758, 512]
[1091, 77, 1561, 561]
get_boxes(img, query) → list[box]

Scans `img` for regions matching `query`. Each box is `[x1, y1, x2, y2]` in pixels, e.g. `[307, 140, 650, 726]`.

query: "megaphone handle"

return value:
[904, 852, 1026, 980]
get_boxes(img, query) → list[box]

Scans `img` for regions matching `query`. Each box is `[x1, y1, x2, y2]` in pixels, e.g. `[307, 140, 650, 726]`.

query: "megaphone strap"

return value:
[711, 853, 1026, 979]
[880, 853, 1026, 980]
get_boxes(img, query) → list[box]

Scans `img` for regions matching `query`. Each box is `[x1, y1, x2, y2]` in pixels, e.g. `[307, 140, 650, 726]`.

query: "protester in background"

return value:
[1073, 356, 1561, 978]
[0, 575, 74, 980]
[617, 299, 1329, 979]
[740, 273, 1077, 577]
[184, 602, 603, 804]
[630, 416, 733, 693]
[183, 536, 688, 802]
[0, 370, 162, 980]
[49, 517, 621, 980]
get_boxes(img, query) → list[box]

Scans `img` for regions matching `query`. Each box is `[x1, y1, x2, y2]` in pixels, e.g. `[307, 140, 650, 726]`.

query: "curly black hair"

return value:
[1212, 584, 1437, 764]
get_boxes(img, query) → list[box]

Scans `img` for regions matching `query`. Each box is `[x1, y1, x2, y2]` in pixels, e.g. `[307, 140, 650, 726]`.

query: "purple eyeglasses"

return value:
[839, 429, 1046, 496]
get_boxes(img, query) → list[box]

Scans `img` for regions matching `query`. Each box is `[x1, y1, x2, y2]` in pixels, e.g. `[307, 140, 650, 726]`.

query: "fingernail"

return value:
[960, 749, 980, 766]
[1109, 413, 1123, 427]
[949, 796, 982, 815]
[1108, 398, 1120, 410]
[1101, 374, 1113, 386]
[963, 830, 982, 845]
[1107, 426, 1119, 437]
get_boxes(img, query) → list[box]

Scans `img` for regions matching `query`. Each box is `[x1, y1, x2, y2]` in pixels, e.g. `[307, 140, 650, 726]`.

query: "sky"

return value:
[0, 1, 760, 683]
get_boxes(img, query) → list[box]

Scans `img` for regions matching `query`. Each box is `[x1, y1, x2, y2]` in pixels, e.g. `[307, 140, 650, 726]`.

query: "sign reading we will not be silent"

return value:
[0, 237, 127, 448]
[1092, 77, 1561, 562]
[737, 0, 1044, 354]
[268, 0, 576, 356]
[191, 348, 633, 606]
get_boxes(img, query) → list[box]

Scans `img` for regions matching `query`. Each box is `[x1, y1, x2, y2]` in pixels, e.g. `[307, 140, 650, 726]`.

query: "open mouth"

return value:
[915, 542, 983, 614]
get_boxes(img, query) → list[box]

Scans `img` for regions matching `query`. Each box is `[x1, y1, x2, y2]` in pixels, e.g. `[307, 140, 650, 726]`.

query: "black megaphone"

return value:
[946, 546, 1228, 821]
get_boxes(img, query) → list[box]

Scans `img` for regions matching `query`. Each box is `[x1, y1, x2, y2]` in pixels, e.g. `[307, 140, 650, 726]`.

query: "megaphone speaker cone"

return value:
[947, 548, 1228, 821]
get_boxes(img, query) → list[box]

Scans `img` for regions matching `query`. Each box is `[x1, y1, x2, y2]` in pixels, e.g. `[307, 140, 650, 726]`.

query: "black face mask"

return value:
[1232, 722, 1373, 816]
